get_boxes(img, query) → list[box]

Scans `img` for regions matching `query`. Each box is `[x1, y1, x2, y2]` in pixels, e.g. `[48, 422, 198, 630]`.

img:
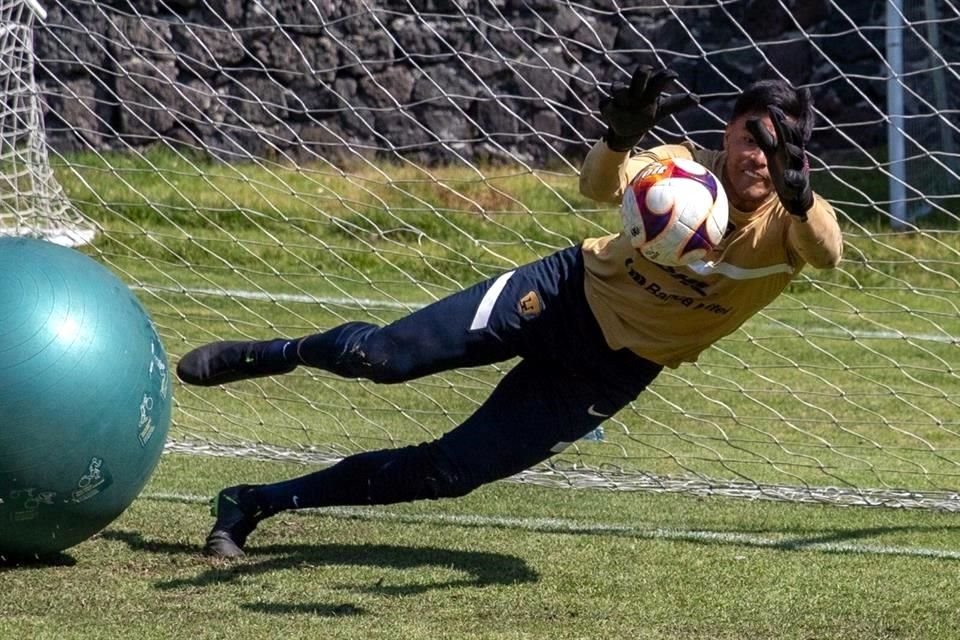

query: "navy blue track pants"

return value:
[293, 245, 663, 501]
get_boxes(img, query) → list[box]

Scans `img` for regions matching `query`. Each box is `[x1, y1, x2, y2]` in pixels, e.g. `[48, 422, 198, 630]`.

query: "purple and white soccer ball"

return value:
[621, 157, 729, 266]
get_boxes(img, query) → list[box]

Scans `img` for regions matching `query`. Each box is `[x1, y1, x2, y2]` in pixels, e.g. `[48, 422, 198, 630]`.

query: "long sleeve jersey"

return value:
[578, 141, 843, 368]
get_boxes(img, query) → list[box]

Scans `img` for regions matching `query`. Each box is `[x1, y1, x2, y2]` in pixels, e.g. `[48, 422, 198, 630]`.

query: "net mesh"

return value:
[0, 0, 94, 244]
[6, 0, 959, 508]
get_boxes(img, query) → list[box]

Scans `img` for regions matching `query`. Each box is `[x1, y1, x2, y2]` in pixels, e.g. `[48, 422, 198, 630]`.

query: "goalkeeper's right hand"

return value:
[599, 65, 699, 152]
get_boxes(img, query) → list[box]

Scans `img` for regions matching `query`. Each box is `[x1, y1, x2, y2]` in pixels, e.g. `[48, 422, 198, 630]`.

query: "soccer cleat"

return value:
[203, 485, 270, 559]
[176, 340, 296, 387]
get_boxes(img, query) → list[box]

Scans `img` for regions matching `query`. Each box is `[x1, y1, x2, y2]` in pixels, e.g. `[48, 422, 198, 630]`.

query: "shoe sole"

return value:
[204, 531, 246, 559]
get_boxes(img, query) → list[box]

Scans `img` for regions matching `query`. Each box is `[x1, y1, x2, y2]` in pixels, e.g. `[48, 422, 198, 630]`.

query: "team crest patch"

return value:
[518, 290, 543, 318]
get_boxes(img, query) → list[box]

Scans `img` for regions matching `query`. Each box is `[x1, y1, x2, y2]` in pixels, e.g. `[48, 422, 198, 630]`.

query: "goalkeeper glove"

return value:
[599, 65, 699, 152]
[746, 106, 814, 221]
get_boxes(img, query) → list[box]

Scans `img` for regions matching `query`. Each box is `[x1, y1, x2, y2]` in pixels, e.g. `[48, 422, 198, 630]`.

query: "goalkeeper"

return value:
[178, 65, 842, 558]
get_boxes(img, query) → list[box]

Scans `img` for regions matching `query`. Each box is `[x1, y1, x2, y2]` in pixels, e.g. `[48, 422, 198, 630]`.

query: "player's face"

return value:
[722, 113, 775, 211]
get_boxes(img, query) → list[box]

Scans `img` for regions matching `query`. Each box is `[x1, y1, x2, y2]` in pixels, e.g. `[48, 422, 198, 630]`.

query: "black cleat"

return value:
[176, 340, 296, 387]
[203, 485, 271, 559]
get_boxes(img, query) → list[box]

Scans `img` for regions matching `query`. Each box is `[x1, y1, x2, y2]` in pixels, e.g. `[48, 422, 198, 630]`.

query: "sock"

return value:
[253, 448, 398, 512]
[292, 322, 379, 371]
[260, 338, 298, 367]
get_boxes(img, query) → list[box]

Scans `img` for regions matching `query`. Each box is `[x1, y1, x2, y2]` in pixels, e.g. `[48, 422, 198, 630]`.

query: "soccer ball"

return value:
[621, 157, 729, 266]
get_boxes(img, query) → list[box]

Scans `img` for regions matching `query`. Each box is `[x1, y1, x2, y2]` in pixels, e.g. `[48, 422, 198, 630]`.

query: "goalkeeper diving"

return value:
[177, 65, 843, 558]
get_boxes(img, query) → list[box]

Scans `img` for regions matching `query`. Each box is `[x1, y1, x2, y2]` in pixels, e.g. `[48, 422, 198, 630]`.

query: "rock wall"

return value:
[33, 0, 958, 165]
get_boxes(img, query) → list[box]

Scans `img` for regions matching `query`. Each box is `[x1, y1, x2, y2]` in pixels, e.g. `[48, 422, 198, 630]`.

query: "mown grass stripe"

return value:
[138, 284, 959, 343]
[142, 490, 960, 561]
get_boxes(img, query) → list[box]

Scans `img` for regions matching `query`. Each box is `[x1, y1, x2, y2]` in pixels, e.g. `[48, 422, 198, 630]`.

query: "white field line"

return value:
[135, 284, 422, 312]
[138, 284, 959, 344]
[143, 490, 960, 561]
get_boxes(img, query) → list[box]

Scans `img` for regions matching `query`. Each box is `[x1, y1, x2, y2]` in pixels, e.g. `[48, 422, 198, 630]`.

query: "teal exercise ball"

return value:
[0, 237, 172, 557]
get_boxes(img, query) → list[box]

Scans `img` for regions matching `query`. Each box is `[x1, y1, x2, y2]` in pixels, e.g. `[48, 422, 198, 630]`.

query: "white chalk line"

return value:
[136, 283, 959, 344]
[134, 284, 421, 312]
[142, 490, 960, 561]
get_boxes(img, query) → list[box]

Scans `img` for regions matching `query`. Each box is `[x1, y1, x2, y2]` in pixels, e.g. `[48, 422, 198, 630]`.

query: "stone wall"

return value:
[33, 0, 958, 165]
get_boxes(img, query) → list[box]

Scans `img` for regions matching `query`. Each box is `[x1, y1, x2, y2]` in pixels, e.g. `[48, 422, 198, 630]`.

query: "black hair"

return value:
[732, 80, 814, 144]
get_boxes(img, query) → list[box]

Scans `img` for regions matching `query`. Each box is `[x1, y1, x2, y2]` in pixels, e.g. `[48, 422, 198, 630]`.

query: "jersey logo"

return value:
[654, 263, 710, 297]
[625, 257, 710, 297]
[587, 404, 610, 418]
[518, 290, 543, 319]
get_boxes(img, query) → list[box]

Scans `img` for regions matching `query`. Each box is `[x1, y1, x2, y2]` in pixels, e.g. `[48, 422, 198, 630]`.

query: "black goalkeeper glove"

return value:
[599, 65, 699, 152]
[746, 105, 814, 221]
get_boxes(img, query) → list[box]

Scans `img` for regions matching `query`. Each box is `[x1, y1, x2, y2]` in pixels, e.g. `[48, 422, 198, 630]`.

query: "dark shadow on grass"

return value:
[0, 551, 77, 571]
[304, 507, 960, 561]
[240, 602, 365, 617]
[762, 525, 954, 550]
[99, 530, 195, 555]
[102, 529, 539, 597]
[756, 524, 960, 553]
[637, 523, 960, 560]
[296, 510, 960, 561]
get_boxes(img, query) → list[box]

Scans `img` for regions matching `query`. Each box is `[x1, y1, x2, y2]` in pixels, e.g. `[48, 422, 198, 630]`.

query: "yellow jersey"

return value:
[579, 142, 840, 368]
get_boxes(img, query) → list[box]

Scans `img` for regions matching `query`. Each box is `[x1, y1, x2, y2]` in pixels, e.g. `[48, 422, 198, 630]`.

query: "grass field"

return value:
[2, 150, 960, 638]
[4, 454, 960, 639]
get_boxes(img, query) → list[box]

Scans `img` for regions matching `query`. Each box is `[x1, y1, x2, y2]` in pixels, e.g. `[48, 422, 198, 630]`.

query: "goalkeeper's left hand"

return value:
[746, 106, 814, 221]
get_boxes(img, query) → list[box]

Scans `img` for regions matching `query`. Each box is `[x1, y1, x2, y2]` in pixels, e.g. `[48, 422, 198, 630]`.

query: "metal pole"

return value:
[886, 0, 907, 228]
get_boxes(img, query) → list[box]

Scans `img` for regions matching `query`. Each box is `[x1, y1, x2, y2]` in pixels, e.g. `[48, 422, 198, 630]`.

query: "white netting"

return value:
[0, 0, 94, 244]
[10, 0, 960, 508]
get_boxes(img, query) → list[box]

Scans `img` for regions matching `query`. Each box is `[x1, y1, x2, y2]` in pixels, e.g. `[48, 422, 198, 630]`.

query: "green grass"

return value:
[4, 454, 960, 639]
[3, 148, 959, 638]
[53, 148, 959, 492]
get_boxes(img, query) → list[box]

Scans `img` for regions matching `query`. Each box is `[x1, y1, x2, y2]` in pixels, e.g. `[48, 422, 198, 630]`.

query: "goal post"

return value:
[15, 0, 960, 510]
[0, 0, 94, 246]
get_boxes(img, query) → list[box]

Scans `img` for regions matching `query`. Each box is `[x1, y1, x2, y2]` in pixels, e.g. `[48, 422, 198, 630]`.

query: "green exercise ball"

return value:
[0, 237, 172, 557]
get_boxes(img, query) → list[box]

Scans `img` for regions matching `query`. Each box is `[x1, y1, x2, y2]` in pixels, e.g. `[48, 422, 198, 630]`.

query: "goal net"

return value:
[16, 0, 960, 509]
[0, 0, 93, 245]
